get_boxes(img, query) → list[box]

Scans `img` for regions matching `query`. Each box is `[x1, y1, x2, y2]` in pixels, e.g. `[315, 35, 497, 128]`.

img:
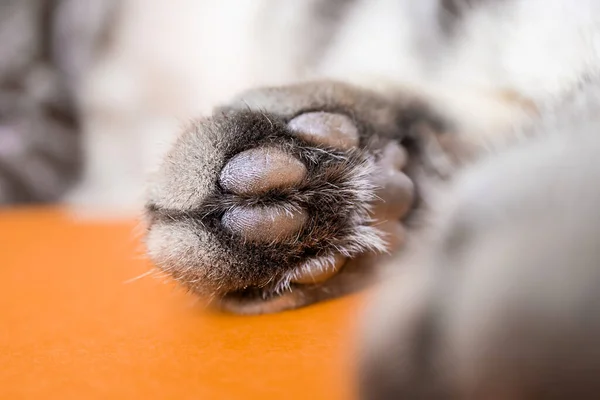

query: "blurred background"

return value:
[0, 0, 320, 212]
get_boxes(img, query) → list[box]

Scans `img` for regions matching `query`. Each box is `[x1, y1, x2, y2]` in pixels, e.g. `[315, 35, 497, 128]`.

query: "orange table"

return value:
[0, 208, 365, 399]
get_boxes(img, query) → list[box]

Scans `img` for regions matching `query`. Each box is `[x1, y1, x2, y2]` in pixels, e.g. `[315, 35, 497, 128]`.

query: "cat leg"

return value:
[145, 80, 447, 314]
[359, 132, 600, 399]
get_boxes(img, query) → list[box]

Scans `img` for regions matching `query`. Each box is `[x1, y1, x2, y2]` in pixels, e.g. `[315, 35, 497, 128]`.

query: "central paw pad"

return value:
[220, 147, 308, 195]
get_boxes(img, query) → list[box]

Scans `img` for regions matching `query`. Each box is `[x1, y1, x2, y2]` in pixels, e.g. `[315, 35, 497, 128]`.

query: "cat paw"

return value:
[145, 81, 436, 313]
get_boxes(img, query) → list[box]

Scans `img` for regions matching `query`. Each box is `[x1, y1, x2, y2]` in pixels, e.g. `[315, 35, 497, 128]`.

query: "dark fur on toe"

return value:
[145, 80, 448, 312]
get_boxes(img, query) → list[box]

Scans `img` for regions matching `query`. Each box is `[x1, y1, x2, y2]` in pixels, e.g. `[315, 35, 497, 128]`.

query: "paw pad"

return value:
[219, 147, 307, 195]
[288, 112, 359, 150]
[222, 206, 307, 243]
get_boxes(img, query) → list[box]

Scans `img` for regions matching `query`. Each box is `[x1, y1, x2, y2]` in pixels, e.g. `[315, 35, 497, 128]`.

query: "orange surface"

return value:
[0, 208, 365, 399]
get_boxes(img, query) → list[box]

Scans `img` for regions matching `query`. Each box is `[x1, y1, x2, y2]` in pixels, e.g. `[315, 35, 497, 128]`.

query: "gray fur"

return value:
[0, 0, 115, 205]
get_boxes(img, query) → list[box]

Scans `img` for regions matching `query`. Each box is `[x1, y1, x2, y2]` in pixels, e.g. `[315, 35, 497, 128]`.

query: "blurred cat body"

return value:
[72, 0, 599, 210]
